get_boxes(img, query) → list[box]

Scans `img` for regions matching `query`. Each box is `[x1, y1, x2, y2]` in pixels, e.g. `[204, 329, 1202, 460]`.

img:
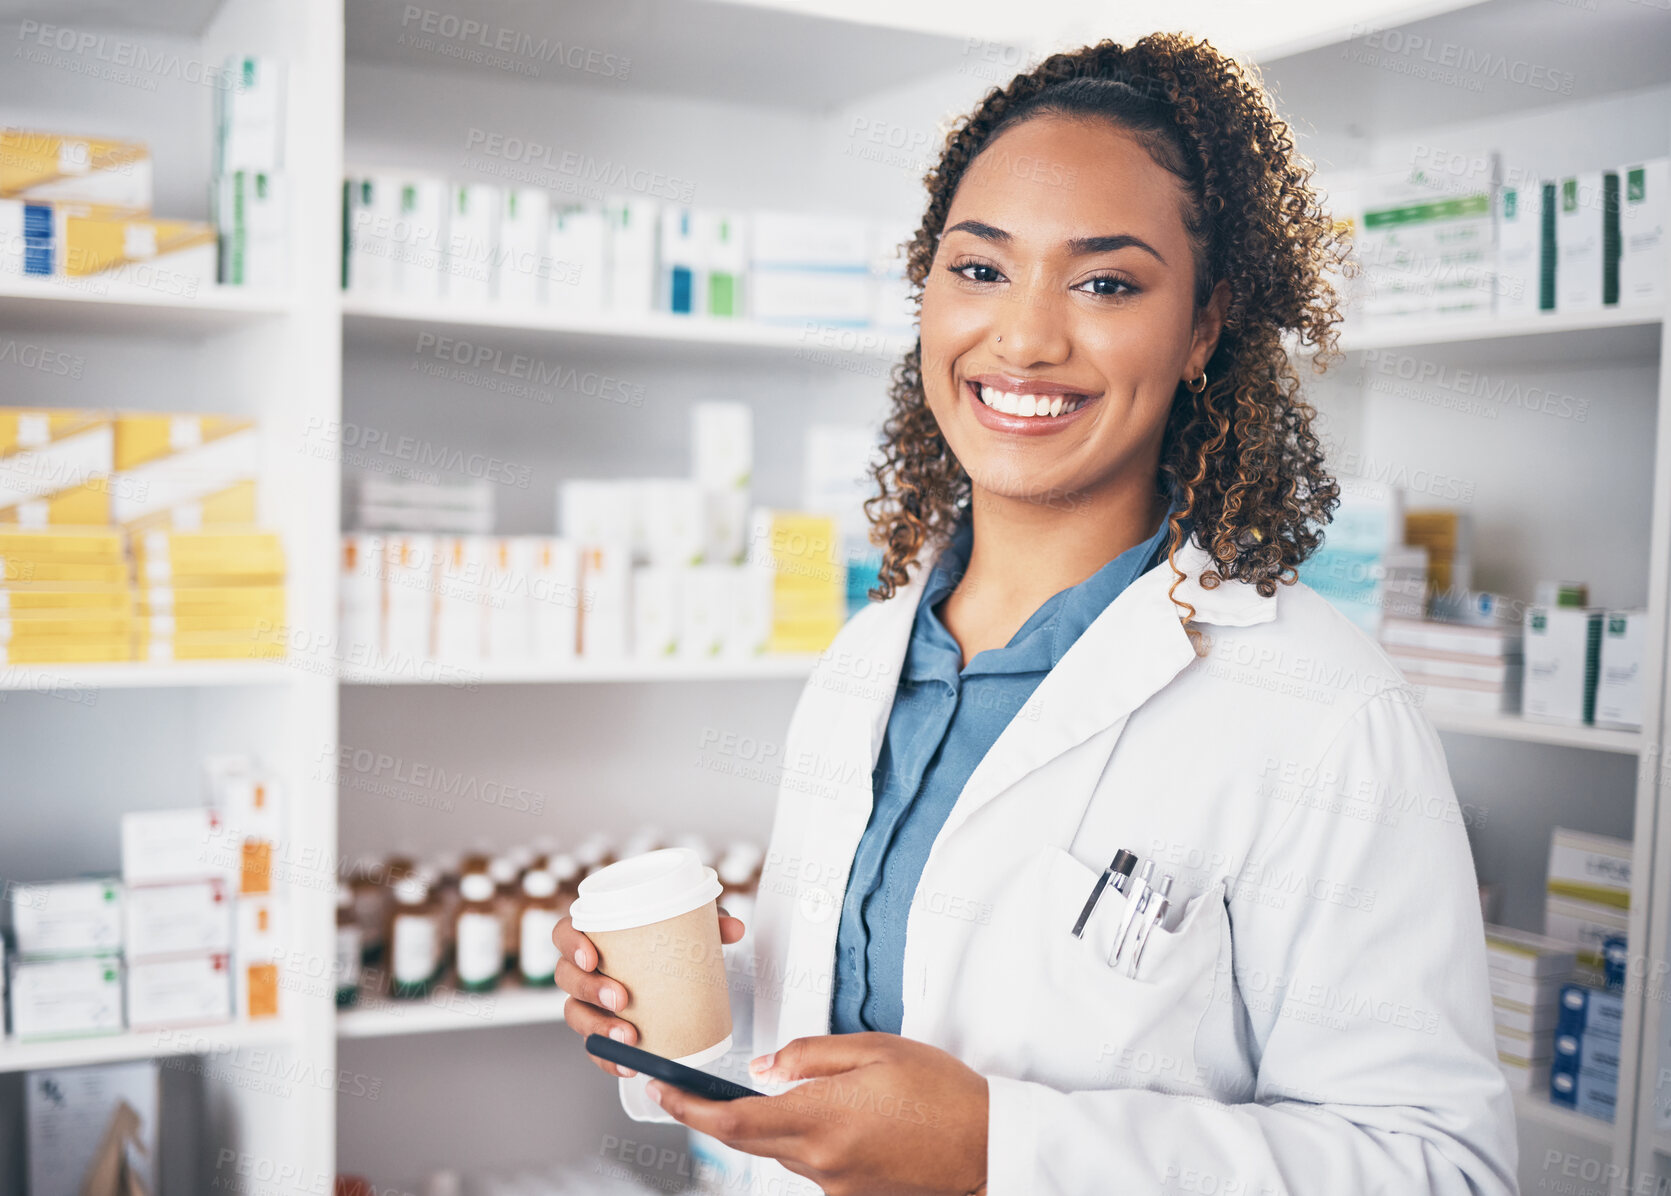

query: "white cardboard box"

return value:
[27, 1060, 159, 1196]
[125, 953, 232, 1029]
[1522, 606, 1602, 724]
[1555, 172, 1611, 313]
[1620, 159, 1667, 308]
[10, 956, 123, 1040]
[124, 879, 233, 960]
[121, 808, 234, 886]
[11, 879, 123, 958]
[1596, 609, 1647, 730]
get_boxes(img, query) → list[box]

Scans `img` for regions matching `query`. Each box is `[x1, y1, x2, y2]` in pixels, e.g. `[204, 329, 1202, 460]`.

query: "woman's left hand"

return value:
[648, 1032, 988, 1196]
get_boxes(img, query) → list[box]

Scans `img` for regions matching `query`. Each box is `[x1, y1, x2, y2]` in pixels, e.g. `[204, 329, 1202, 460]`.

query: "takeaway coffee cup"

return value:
[569, 847, 732, 1122]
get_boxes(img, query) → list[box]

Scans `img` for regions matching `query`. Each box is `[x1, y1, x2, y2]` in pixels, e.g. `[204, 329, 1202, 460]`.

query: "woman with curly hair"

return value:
[559, 34, 1517, 1196]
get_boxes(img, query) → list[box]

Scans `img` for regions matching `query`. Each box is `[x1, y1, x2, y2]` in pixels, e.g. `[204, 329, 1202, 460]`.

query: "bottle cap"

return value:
[522, 869, 557, 898]
[460, 872, 494, 902]
[393, 876, 428, 905]
[489, 857, 518, 885]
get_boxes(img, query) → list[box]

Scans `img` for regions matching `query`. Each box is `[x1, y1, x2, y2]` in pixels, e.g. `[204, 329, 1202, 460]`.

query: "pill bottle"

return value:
[388, 876, 440, 999]
[547, 852, 580, 921]
[335, 883, 362, 1007]
[519, 870, 562, 986]
[349, 863, 388, 964]
[489, 857, 522, 969]
[455, 871, 504, 993]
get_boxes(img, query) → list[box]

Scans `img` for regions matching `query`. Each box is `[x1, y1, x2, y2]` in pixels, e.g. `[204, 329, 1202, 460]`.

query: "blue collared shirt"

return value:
[829, 504, 1178, 1034]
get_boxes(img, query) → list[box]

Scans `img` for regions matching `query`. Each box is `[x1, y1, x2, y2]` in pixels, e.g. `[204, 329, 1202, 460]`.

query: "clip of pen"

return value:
[1108, 859, 1156, 966]
[1124, 873, 1173, 978]
[1071, 848, 1137, 939]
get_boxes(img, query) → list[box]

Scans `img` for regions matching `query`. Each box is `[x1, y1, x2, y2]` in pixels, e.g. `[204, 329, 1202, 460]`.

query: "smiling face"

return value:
[918, 114, 1224, 512]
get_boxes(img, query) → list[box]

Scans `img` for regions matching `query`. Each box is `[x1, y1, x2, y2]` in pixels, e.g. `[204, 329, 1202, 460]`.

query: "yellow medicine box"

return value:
[0, 129, 152, 211]
[0, 409, 113, 526]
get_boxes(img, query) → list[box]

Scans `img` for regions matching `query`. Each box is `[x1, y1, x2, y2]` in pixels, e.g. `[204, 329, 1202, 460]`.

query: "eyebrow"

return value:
[943, 220, 1167, 266]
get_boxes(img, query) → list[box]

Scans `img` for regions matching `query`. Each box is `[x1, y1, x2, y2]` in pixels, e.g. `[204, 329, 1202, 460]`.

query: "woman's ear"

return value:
[1185, 280, 1231, 379]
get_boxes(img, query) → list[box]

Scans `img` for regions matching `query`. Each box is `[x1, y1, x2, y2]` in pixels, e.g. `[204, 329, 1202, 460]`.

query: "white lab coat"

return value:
[746, 537, 1519, 1196]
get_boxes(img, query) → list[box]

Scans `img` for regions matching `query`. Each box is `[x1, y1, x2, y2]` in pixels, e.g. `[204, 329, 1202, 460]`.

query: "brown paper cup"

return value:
[588, 899, 731, 1058]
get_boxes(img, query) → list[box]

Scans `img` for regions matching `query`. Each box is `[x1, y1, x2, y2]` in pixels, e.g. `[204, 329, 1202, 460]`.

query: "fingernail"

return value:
[647, 1081, 663, 1104]
[609, 1026, 628, 1043]
[601, 987, 619, 1011]
[618, 1066, 637, 1078]
[749, 1052, 775, 1075]
[574, 948, 590, 970]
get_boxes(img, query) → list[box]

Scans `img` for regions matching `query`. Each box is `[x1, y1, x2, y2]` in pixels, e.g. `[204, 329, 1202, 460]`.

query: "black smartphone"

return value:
[584, 1035, 766, 1101]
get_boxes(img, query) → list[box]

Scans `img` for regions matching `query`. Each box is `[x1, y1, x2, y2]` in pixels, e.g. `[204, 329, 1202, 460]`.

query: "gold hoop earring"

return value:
[1184, 373, 1208, 394]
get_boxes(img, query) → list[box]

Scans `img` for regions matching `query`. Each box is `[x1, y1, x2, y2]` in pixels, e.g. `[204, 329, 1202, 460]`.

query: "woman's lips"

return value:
[965, 379, 1098, 434]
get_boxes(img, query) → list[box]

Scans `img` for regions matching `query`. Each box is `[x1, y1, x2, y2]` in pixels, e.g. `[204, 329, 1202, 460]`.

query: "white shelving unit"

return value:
[4, 0, 1667, 1192]
[1264, 2, 1671, 1190]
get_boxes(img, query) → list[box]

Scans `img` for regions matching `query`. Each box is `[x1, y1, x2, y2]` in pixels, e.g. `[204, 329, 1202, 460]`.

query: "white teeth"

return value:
[975, 384, 1084, 417]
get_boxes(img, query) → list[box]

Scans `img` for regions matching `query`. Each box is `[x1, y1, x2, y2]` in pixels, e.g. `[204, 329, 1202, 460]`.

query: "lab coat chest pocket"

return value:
[944, 846, 1225, 1093]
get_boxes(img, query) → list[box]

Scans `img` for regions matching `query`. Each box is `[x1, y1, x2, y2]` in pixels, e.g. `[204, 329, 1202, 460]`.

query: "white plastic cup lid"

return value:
[569, 847, 721, 933]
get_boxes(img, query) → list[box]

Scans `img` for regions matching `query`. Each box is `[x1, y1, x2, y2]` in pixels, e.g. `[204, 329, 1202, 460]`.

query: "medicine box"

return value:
[546, 204, 607, 312]
[204, 753, 286, 839]
[123, 878, 232, 959]
[9, 955, 123, 1040]
[692, 402, 752, 493]
[1619, 159, 1666, 307]
[1495, 178, 1543, 318]
[659, 205, 704, 315]
[27, 1060, 159, 1196]
[214, 170, 288, 289]
[0, 408, 114, 526]
[121, 807, 233, 887]
[444, 181, 499, 304]
[1555, 171, 1619, 312]
[1484, 925, 1577, 982]
[216, 55, 286, 173]
[11, 878, 123, 958]
[54, 208, 217, 290]
[1545, 895, 1629, 974]
[1522, 606, 1601, 724]
[1557, 983, 1624, 1043]
[1595, 609, 1647, 730]
[0, 129, 152, 212]
[1547, 828, 1631, 904]
[529, 537, 579, 662]
[343, 172, 400, 297]
[497, 186, 549, 306]
[605, 197, 658, 315]
[633, 565, 680, 658]
[392, 175, 447, 300]
[235, 896, 284, 1020]
[126, 953, 232, 1029]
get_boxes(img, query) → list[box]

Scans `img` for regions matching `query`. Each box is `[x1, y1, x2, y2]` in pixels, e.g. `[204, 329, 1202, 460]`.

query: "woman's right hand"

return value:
[555, 909, 748, 1078]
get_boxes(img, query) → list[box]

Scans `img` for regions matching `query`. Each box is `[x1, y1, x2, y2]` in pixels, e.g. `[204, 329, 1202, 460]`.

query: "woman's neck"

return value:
[938, 475, 1169, 664]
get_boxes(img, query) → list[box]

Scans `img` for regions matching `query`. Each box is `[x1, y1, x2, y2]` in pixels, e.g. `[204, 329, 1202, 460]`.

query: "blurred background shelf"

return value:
[0, 660, 298, 690]
[337, 984, 569, 1040]
[0, 276, 295, 335]
[1427, 710, 1645, 755]
[337, 654, 821, 686]
[0, 1019, 294, 1075]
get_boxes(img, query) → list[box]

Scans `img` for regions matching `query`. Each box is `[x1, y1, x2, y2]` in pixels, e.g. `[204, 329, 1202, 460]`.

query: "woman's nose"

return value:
[990, 280, 1070, 366]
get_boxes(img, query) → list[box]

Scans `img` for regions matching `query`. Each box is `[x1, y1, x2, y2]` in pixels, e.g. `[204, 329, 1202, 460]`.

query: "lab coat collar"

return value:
[858, 535, 1278, 836]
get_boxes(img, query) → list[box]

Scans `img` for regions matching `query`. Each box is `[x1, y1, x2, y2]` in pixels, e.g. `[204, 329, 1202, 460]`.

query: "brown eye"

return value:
[950, 262, 1003, 284]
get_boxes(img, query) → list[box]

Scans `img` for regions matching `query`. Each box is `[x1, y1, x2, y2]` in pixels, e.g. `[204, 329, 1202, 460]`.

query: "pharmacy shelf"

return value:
[338, 654, 820, 686]
[0, 660, 297, 691]
[0, 276, 295, 335]
[1334, 306, 1664, 362]
[337, 983, 569, 1040]
[0, 1018, 294, 1075]
[1512, 1087, 1614, 1146]
[341, 294, 911, 361]
[1427, 710, 1645, 756]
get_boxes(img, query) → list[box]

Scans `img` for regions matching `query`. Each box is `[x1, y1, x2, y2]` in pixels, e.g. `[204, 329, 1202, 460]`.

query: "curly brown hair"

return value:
[864, 34, 1346, 627]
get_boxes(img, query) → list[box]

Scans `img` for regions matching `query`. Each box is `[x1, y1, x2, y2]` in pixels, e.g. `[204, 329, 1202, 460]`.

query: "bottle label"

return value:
[520, 909, 560, 981]
[335, 925, 362, 990]
[456, 911, 503, 984]
[391, 915, 437, 985]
